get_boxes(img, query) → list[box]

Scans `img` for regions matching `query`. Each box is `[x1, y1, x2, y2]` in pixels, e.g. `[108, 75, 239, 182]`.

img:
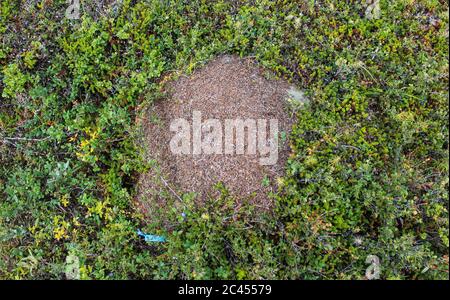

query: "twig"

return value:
[159, 175, 184, 203]
[2, 136, 50, 142]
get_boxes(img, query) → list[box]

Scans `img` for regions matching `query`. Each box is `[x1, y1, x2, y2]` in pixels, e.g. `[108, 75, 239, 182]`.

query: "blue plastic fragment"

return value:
[137, 229, 166, 243]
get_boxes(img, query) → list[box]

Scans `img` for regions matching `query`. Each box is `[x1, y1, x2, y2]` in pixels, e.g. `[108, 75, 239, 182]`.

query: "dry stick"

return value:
[339, 144, 361, 151]
[159, 175, 184, 203]
[2, 136, 50, 142]
[1, 139, 17, 147]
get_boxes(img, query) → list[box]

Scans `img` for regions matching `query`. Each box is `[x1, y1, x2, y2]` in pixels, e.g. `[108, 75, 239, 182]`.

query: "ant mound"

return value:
[137, 55, 305, 217]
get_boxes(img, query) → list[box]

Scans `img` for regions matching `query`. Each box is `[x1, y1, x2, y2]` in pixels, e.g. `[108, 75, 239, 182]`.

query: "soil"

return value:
[136, 55, 299, 218]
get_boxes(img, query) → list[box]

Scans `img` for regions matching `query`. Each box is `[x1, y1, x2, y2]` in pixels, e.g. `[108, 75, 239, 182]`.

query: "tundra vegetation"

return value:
[0, 0, 448, 279]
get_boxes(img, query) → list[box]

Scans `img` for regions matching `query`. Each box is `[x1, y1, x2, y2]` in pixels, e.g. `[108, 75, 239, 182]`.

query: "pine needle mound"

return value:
[137, 55, 297, 215]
